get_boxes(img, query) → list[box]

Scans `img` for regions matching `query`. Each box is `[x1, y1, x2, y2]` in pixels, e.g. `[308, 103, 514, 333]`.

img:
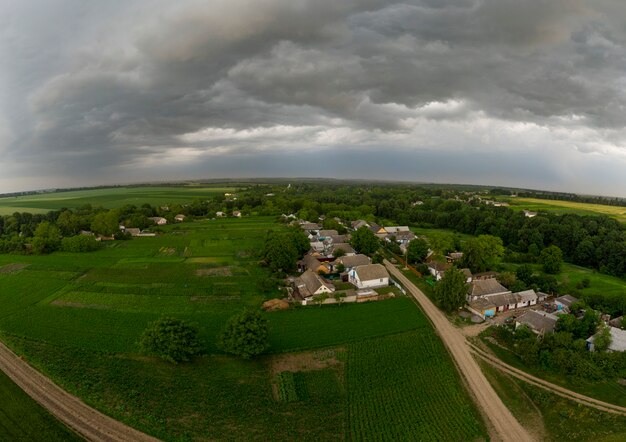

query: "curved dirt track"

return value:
[0, 341, 160, 442]
[471, 344, 626, 416]
[384, 260, 534, 442]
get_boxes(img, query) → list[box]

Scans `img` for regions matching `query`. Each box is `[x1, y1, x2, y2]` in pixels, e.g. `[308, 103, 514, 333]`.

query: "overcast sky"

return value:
[1, 1, 626, 196]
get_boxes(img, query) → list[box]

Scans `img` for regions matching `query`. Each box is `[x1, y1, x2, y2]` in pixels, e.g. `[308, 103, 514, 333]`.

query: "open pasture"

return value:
[0, 185, 239, 214]
[505, 197, 626, 222]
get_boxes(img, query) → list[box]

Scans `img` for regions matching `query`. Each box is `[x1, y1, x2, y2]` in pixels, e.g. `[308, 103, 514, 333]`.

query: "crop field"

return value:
[504, 197, 626, 222]
[346, 331, 486, 441]
[0, 185, 238, 214]
[0, 370, 81, 441]
[0, 215, 486, 440]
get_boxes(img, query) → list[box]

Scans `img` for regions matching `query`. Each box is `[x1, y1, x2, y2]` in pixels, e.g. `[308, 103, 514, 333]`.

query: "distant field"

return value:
[0, 185, 238, 214]
[0, 370, 80, 441]
[505, 197, 626, 222]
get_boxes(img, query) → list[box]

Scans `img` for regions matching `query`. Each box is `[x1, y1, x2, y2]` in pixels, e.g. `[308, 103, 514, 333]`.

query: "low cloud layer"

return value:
[1, 0, 626, 195]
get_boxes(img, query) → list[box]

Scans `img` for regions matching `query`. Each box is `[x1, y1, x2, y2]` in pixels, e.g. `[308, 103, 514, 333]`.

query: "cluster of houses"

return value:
[290, 219, 405, 305]
[215, 210, 241, 218]
[351, 220, 417, 253]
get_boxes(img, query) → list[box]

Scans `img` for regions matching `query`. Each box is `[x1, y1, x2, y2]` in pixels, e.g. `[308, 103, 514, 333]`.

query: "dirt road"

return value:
[384, 260, 534, 442]
[0, 341, 160, 442]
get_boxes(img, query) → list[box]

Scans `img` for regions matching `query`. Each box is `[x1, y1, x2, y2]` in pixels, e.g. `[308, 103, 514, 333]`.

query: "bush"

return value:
[139, 317, 201, 363]
[60, 235, 103, 252]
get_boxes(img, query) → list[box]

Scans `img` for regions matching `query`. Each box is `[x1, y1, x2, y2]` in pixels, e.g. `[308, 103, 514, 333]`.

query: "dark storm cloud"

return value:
[1, 0, 626, 195]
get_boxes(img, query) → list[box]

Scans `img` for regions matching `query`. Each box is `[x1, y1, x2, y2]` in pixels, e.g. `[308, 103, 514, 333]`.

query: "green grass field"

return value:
[0, 216, 487, 440]
[0, 370, 81, 441]
[504, 197, 626, 222]
[0, 185, 238, 214]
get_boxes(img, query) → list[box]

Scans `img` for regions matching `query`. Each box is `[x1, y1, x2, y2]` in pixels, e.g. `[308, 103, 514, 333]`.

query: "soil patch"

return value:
[0, 263, 29, 274]
[196, 266, 233, 276]
[50, 300, 111, 310]
[269, 348, 344, 377]
[159, 247, 176, 256]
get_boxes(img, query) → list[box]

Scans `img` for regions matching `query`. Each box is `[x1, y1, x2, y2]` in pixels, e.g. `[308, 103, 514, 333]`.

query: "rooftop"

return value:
[354, 264, 389, 281]
[516, 310, 559, 333]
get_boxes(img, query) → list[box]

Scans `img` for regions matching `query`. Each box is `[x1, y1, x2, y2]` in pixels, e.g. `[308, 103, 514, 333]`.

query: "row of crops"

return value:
[346, 331, 486, 441]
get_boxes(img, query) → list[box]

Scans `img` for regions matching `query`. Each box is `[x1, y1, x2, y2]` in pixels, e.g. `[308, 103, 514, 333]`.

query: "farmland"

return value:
[0, 185, 238, 214]
[0, 215, 487, 440]
[504, 197, 626, 222]
[0, 370, 81, 441]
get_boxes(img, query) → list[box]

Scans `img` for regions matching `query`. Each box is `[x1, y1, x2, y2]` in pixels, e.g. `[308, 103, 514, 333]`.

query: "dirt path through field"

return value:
[0, 341, 160, 442]
[471, 344, 626, 416]
[384, 260, 534, 442]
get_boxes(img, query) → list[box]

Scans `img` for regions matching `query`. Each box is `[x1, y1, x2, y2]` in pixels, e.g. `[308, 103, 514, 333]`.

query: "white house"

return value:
[174, 214, 186, 222]
[333, 254, 370, 272]
[150, 217, 167, 225]
[514, 289, 538, 308]
[216, 211, 226, 217]
[232, 210, 242, 218]
[349, 264, 389, 289]
[427, 262, 451, 281]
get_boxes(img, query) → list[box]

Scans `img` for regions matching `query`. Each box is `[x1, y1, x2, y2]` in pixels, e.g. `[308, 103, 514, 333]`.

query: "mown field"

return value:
[504, 197, 626, 222]
[0, 185, 238, 214]
[0, 216, 487, 440]
[0, 370, 82, 441]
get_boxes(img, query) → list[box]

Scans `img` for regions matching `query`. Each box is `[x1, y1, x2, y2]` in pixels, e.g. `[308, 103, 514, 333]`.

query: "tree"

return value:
[262, 232, 298, 273]
[218, 309, 269, 359]
[350, 226, 379, 255]
[462, 235, 504, 273]
[139, 317, 201, 363]
[31, 221, 61, 254]
[434, 268, 468, 313]
[515, 264, 534, 285]
[540, 245, 563, 274]
[288, 227, 310, 256]
[406, 238, 429, 264]
[593, 323, 612, 352]
[91, 210, 119, 236]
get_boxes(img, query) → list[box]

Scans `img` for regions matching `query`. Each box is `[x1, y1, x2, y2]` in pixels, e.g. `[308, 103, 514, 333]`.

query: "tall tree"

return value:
[350, 226, 379, 255]
[139, 317, 201, 364]
[462, 235, 504, 273]
[406, 238, 429, 264]
[434, 268, 468, 313]
[540, 245, 563, 274]
[218, 309, 269, 359]
[31, 221, 61, 254]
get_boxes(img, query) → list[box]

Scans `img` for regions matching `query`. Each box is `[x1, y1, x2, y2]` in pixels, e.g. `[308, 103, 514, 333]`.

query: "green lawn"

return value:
[0, 370, 81, 441]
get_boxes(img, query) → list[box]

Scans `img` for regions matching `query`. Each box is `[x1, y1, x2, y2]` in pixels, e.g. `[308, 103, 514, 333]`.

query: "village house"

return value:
[461, 268, 473, 283]
[446, 252, 463, 263]
[302, 255, 331, 274]
[369, 224, 389, 238]
[216, 211, 226, 217]
[468, 297, 497, 319]
[330, 243, 356, 256]
[524, 210, 538, 218]
[149, 217, 167, 225]
[427, 261, 451, 281]
[467, 279, 510, 302]
[514, 289, 538, 308]
[294, 269, 335, 301]
[333, 254, 371, 273]
[587, 327, 626, 352]
[516, 310, 559, 334]
[351, 220, 369, 230]
[318, 229, 338, 239]
[232, 210, 242, 218]
[554, 295, 579, 312]
[174, 214, 186, 222]
[349, 264, 390, 289]
[488, 292, 521, 313]
[124, 228, 141, 237]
